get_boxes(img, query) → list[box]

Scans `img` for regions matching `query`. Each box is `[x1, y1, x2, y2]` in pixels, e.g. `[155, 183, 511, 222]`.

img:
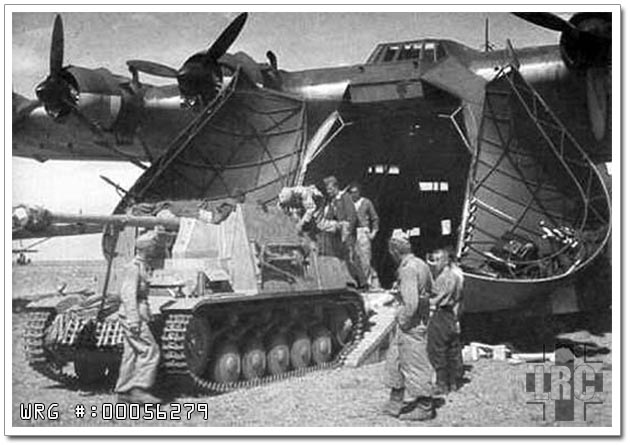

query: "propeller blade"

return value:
[50, 14, 64, 74]
[512, 12, 575, 33]
[207, 12, 248, 59]
[586, 67, 609, 141]
[127, 60, 179, 78]
[267, 50, 278, 71]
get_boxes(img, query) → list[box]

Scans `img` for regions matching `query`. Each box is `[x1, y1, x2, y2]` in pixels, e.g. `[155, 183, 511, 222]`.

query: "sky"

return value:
[9, 8, 597, 260]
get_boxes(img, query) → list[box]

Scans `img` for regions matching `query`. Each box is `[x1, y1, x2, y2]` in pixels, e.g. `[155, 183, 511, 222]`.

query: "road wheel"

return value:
[329, 306, 352, 347]
[311, 326, 333, 365]
[266, 333, 290, 375]
[241, 339, 266, 381]
[212, 341, 241, 384]
[290, 330, 312, 369]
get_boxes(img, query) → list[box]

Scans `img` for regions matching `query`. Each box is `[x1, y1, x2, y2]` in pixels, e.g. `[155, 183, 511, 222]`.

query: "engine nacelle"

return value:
[65, 66, 125, 130]
[64, 66, 144, 142]
[559, 12, 611, 70]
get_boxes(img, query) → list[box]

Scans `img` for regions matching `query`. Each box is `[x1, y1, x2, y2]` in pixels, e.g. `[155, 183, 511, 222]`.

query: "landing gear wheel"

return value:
[290, 330, 312, 369]
[212, 342, 241, 384]
[329, 306, 353, 347]
[241, 339, 266, 381]
[266, 333, 290, 375]
[311, 326, 333, 365]
[185, 316, 213, 376]
[74, 353, 108, 385]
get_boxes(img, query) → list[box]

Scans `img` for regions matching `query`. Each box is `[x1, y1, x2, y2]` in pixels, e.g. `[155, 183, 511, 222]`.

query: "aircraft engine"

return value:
[62, 66, 125, 131]
[34, 15, 75, 119]
[34, 14, 141, 138]
[559, 12, 611, 70]
[127, 13, 248, 109]
[561, 13, 612, 144]
[513, 12, 612, 148]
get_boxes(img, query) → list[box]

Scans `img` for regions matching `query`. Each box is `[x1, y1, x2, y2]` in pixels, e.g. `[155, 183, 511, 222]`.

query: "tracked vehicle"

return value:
[19, 203, 366, 392]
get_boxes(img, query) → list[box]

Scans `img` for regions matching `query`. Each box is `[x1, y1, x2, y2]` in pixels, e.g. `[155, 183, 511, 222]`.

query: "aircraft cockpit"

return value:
[366, 40, 447, 64]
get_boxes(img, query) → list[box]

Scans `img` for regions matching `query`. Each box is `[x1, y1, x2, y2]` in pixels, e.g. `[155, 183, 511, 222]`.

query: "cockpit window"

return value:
[367, 40, 447, 64]
[383, 45, 399, 62]
[398, 43, 422, 61]
[422, 41, 447, 63]
[423, 42, 436, 62]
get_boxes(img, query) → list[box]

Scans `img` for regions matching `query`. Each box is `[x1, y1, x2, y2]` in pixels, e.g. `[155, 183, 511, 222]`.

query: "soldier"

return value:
[383, 233, 436, 421]
[349, 183, 380, 290]
[427, 248, 465, 394]
[320, 176, 366, 288]
[115, 229, 164, 404]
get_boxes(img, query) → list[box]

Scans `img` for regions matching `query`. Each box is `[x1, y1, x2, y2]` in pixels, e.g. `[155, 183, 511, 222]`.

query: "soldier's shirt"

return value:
[353, 197, 379, 233]
[431, 264, 464, 309]
[396, 254, 433, 331]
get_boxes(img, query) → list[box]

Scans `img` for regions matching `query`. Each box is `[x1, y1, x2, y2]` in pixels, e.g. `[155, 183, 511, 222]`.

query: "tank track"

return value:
[22, 309, 79, 387]
[160, 292, 366, 393]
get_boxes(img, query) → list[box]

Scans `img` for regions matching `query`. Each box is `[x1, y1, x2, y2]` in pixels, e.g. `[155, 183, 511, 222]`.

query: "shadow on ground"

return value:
[461, 309, 612, 354]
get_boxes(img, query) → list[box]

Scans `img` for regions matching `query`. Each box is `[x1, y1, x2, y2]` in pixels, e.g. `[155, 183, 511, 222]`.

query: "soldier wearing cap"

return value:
[115, 229, 164, 404]
[383, 233, 436, 421]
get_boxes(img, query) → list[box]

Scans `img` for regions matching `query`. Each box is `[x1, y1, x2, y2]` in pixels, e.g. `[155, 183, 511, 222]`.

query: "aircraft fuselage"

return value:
[12, 40, 608, 163]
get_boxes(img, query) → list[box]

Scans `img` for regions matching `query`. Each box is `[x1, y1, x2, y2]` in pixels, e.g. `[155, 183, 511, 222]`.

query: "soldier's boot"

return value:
[118, 388, 162, 405]
[399, 397, 436, 421]
[381, 388, 404, 417]
[434, 369, 450, 395]
[448, 372, 461, 392]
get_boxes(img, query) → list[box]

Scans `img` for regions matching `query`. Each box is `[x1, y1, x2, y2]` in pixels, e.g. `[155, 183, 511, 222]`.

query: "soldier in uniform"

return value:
[427, 248, 465, 394]
[115, 229, 164, 404]
[383, 233, 436, 421]
[349, 183, 380, 289]
[319, 176, 366, 288]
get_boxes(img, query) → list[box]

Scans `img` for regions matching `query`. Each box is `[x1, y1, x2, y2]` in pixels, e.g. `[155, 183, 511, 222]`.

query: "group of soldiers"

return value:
[113, 178, 465, 421]
[279, 175, 380, 290]
[384, 235, 464, 421]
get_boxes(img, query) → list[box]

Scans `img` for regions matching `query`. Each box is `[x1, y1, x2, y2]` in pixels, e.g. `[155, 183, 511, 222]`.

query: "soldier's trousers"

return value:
[355, 228, 377, 288]
[343, 235, 367, 288]
[115, 320, 160, 394]
[427, 308, 463, 388]
[385, 324, 433, 401]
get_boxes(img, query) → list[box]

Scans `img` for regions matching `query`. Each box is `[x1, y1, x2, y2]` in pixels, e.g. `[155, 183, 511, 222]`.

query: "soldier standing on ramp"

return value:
[115, 229, 165, 404]
[382, 233, 436, 421]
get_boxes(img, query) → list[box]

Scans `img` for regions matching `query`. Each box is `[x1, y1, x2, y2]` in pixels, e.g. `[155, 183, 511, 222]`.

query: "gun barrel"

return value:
[51, 212, 180, 230]
[13, 205, 180, 236]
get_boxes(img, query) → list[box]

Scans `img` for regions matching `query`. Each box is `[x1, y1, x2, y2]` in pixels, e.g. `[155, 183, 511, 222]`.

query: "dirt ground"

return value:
[10, 262, 614, 429]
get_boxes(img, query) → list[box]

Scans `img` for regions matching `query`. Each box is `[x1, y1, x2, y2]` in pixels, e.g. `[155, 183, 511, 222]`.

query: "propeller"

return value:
[35, 14, 78, 119]
[512, 12, 576, 33]
[128, 12, 248, 106]
[266, 51, 278, 71]
[262, 50, 282, 90]
[512, 12, 610, 68]
[513, 12, 611, 143]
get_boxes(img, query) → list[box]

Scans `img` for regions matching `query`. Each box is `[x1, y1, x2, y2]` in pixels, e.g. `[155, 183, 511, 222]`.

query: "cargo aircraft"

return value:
[12, 12, 613, 314]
